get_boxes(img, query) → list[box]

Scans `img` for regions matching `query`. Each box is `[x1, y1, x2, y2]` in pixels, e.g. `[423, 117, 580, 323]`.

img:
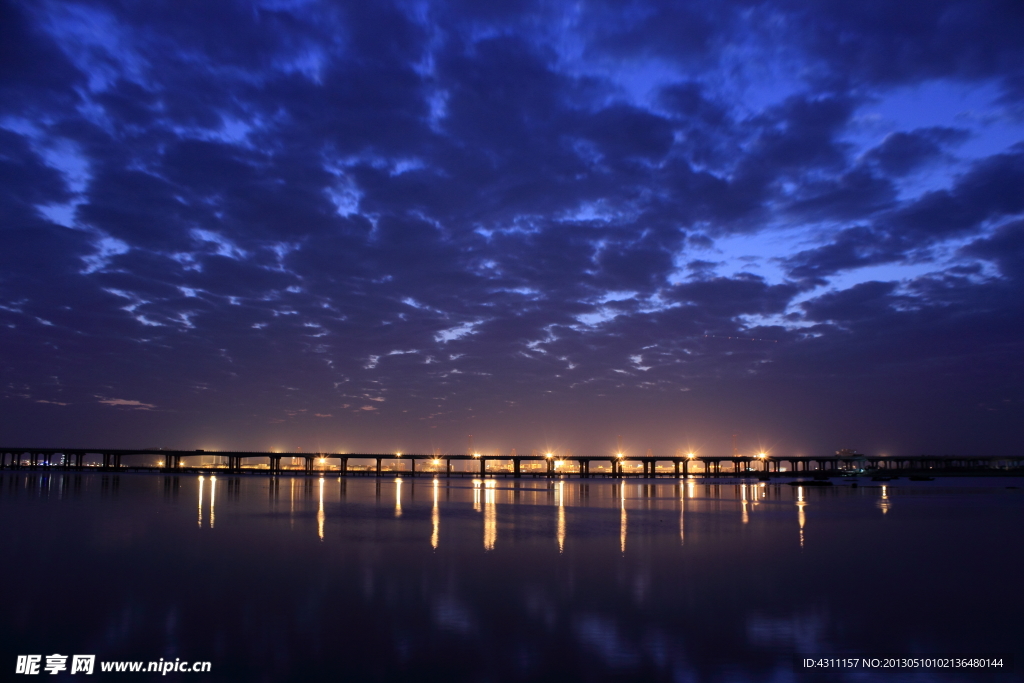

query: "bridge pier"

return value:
[375, 458, 382, 476]
[513, 459, 521, 478]
[446, 459, 452, 477]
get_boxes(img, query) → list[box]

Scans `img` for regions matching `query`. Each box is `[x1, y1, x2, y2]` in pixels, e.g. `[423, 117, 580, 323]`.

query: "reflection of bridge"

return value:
[0, 448, 1021, 477]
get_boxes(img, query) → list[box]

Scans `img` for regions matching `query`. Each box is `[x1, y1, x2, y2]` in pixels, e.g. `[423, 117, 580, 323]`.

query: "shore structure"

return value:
[0, 448, 1021, 478]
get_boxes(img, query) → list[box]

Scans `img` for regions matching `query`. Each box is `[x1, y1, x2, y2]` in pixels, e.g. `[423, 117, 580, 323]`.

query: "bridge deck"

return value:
[1, 447, 1020, 477]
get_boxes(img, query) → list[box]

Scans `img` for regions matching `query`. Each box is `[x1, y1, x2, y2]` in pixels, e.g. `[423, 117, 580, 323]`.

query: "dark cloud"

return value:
[863, 127, 969, 177]
[887, 146, 1024, 239]
[961, 219, 1024, 279]
[0, 0, 83, 114]
[783, 146, 1024, 279]
[780, 0, 1024, 98]
[672, 274, 801, 317]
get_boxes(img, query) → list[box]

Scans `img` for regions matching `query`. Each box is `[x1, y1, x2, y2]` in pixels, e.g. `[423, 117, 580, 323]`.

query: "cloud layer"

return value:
[1, 0, 1022, 455]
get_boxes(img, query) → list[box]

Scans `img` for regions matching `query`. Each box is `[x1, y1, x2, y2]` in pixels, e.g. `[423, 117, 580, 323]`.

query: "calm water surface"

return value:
[2, 473, 1022, 682]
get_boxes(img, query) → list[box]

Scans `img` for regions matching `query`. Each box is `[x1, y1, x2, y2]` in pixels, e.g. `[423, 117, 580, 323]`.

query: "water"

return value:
[2, 472, 1021, 682]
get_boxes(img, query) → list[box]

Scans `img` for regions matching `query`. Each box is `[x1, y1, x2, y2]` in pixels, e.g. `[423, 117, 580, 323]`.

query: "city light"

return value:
[433, 459, 440, 465]
[687, 452, 695, 458]
[546, 452, 553, 458]
[616, 453, 623, 458]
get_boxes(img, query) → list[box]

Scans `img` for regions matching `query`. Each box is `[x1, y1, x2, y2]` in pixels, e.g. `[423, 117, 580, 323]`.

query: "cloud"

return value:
[862, 127, 969, 177]
[97, 397, 157, 410]
[1, 0, 1022, 454]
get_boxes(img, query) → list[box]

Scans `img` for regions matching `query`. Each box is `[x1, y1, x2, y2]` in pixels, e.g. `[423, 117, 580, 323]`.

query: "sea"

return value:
[2, 472, 1022, 682]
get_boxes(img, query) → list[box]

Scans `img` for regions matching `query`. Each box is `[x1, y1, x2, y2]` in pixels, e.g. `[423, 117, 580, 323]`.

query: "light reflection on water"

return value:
[1, 472, 1022, 682]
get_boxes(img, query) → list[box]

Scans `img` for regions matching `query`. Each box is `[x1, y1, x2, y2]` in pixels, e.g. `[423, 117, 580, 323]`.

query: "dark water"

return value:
[2, 472, 1022, 682]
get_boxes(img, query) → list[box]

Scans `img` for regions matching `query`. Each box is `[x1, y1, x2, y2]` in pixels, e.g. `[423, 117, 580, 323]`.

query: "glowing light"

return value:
[679, 481, 685, 546]
[757, 452, 767, 458]
[433, 459, 440, 465]
[431, 478, 439, 549]
[472, 453, 481, 458]
[319, 458, 326, 464]
[483, 482, 496, 551]
[317, 477, 325, 541]
[616, 453, 623, 458]
[796, 486, 806, 548]
[620, 485, 627, 553]
[687, 452, 695, 458]
[209, 476, 216, 529]
[546, 452, 553, 458]
[394, 477, 402, 517]
[557, 481, 565, 553]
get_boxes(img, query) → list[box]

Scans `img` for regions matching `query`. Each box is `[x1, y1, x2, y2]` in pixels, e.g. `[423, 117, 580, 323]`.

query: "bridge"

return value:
[0, 448, 1021, 477]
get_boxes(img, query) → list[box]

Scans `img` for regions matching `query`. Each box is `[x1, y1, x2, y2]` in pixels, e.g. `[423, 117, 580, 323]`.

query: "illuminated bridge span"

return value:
[0, 448, 1021, 477]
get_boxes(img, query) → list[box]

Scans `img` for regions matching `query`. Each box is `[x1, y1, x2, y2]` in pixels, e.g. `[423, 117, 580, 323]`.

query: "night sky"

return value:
[2, 0, 1023, 456]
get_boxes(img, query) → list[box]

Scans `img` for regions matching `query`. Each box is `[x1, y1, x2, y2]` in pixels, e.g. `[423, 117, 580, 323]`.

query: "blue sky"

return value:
[1, 0, 1023, 455]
